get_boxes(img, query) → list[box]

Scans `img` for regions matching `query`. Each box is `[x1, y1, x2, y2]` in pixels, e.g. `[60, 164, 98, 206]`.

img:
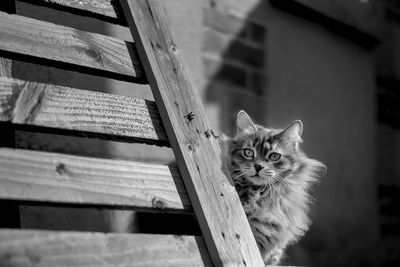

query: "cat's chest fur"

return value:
[237, 184, 308, 237]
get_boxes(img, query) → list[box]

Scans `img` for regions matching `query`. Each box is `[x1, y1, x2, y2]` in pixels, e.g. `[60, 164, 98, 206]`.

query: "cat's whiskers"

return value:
[230, 168, 247, 178]
[273, 175, 288, 186]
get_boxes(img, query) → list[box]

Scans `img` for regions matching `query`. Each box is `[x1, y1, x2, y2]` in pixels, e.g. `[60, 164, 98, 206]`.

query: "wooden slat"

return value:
[0, 148, 191, 212]
[120, 1, 264, 266]
[0, 11, 145, 82]
[0, 230, 212, 266]
[19, 0, 121, 21]
[0, 77, 168, 144]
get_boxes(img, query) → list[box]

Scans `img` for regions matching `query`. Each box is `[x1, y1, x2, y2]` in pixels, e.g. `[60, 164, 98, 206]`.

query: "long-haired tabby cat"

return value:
[221, 110, 326, 265]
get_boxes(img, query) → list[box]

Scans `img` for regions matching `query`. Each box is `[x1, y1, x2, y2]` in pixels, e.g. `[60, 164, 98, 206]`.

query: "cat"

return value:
[221, 110, 326, 265]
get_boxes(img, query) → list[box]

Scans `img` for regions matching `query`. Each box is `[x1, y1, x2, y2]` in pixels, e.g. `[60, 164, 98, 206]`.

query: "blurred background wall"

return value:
[11, 0, 400, 266]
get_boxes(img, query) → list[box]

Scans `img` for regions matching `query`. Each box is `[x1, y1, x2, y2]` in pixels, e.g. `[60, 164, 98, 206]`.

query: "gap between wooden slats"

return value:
[0, 229, 212, 266]
[0, 77, 168, 145]
[0, 148, 191, 212]
[0, 11, 145, 82]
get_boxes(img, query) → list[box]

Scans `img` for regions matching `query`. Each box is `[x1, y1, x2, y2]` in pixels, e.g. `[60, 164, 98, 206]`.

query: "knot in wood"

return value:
[174, 235, 184, 241]
[187, 143, 195, 152]
[210, 0, 217, 8]
[170, 44, 177, 53]
[55, 163, 67, 175]
[152, 197, 165, 209]
[85, 48, 102, 62]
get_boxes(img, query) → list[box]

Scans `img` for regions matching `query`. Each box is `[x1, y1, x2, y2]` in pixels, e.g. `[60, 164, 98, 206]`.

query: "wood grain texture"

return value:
[19, 0, 125, 24]
[21, 0, 118, 18]
[120, 0, 264, 266]
[0, 58, 12, 77]
[0, 11, 145, 82]
[0, 148, 191, 211]
[0, 230, 212, 266]
[0, 77, 168, 144]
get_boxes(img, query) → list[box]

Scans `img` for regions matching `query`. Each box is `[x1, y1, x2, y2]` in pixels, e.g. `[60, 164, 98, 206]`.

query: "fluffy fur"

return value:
[222, 111, 326, 265]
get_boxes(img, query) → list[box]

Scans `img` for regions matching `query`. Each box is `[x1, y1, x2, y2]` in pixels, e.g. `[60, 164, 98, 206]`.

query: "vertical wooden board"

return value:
[119, 1, 264, 266]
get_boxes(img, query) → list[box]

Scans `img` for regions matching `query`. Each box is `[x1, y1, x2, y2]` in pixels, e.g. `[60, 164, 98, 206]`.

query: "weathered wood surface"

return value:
[0, 58, 12, 77]
[18, 0, 123, 24]
[0, 230, 212, 266]
[0, 148, 191, 211]
[0, 11, 145, 82]
[0, 0, 14, 77]
[120, 0, 264, 266]
[20, 0, 120, 20]
[0, 77, 168, 144]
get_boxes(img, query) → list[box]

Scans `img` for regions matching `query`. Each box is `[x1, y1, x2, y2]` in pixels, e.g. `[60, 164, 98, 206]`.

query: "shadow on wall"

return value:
[203, 2, 268, 135]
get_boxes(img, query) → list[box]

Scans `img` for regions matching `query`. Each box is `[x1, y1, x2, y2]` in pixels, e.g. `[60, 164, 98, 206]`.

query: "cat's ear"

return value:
[278, 120, 303, 143]
[236, 110, 257, 135]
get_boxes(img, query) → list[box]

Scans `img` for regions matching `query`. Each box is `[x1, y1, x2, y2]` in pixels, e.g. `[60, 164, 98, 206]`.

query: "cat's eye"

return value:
[242, 148, 254, 159]
[268, 152, 281, 162]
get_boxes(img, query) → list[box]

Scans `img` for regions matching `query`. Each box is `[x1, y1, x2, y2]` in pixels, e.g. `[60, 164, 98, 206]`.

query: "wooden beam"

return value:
[0, 148, 191, 212]
[0, 11, 145, 82]
[0, 229, 212, 266]
[19, 0, 122, 23]
[119, 1, 264, 266]
[0, 77, 168, 145]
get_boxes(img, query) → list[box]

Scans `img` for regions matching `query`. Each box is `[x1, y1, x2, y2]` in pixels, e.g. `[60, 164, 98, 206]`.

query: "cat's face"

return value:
[229, 111, 303, 186]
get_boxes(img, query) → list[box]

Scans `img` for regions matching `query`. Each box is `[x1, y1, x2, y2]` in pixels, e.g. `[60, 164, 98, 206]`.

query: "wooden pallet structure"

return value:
[0, 0, 264, 266]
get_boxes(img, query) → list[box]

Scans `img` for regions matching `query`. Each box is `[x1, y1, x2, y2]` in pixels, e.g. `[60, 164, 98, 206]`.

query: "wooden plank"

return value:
[0, 230, 212, 266]
[0, 77, 168, 144]
[0, 148, 191, 212]
[19, 0, 119, 20]
[0, 11, 145, 82]
[120, 1, 264, 266]
[0, 58, 12, 77]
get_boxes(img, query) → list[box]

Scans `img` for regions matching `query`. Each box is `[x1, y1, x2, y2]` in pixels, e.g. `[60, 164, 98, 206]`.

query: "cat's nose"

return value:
[254, 164, 264, 173]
